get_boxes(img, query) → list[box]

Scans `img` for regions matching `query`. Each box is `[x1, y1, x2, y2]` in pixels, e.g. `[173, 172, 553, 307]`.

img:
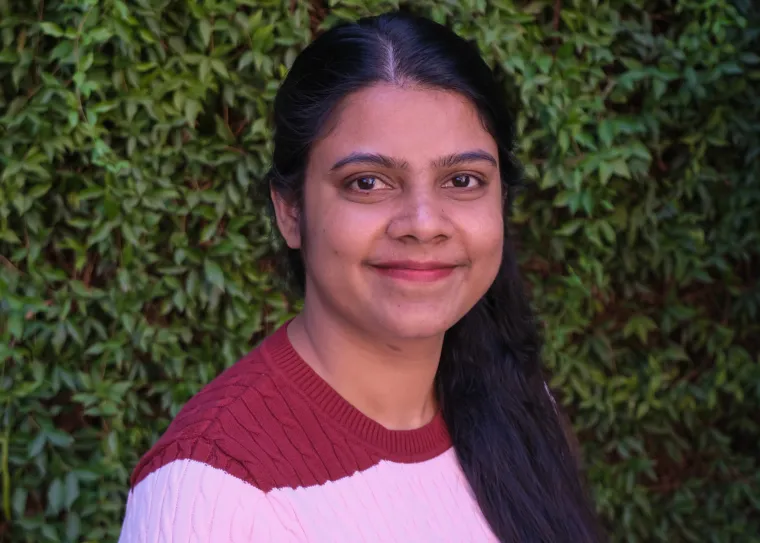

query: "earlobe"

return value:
[270, 188, 302, 250]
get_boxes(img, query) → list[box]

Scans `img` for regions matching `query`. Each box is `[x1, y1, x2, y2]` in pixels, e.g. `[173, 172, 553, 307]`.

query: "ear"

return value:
[270, 187, 302, 250]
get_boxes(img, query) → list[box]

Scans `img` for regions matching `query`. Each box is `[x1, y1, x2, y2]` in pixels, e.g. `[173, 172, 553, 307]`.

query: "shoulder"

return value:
[119, 457, 271, 542]
[130, 342, 280, 489]
[129, 326, 376, 495]
[130, 329, 317, 493]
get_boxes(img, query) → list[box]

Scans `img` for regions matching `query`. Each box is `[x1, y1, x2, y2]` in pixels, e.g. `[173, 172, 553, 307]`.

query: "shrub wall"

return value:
[1, 0, 758, 541]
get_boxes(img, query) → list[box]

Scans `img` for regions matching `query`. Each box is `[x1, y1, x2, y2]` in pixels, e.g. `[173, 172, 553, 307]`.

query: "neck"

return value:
[287, 304, 442, 431]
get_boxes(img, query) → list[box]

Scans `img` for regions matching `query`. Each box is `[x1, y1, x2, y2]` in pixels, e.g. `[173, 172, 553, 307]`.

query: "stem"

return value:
[1, 420, 10, 520]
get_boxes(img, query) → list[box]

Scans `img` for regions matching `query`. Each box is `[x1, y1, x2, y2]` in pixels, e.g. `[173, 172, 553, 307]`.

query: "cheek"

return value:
[466, 204, 504, 262]
[304, 199, 386, 262]
[463, 208, 504, 293]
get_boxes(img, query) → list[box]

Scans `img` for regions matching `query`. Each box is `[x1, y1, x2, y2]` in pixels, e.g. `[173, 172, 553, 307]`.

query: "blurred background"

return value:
[1, 0, 759, 541]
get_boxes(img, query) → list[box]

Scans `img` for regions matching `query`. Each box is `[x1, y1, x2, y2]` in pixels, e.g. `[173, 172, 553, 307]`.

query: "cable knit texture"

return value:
[119, 322, 498, 542]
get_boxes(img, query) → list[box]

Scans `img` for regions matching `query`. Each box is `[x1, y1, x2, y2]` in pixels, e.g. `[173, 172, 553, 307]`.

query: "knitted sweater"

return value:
[118, 322, 498, 542]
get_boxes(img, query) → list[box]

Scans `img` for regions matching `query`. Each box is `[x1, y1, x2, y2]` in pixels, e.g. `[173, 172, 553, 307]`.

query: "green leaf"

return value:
[611, 159, 631, 179]
[27, 433, 46, 458]
[47, 478, 64, 515]
[64, 472, 80, 509]
[11, 487, 27, 517]
[0, 229, 22, 244]
[211, 59, 229, 78]
[39, 22, 64, 37]
[66, 512, 82, 542]
[553, 190, 572, 207]
[238, 51, 255, 71]
[599, 221, 616, 243]
[556, 220, 583, 236]
[199, 20, 213, 48]
[47, 430, 74, 448]
[41, 524, 58, 542]
[599, 119, 614, 147]
[199, 58, 211, 81]
[185, 99, 201, 125]
[203, 259, 225, 290]
[87, 221, 116, 246]
[599, 162, 613, 185]
[623, 315, 658, 343]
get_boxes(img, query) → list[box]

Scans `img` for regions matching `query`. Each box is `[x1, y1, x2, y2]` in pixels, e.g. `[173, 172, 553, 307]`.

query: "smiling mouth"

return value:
[368, 261, 460, 282]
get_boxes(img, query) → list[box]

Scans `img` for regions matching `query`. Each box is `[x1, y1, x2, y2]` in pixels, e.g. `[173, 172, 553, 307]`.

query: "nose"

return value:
[386, 189, 453, 244]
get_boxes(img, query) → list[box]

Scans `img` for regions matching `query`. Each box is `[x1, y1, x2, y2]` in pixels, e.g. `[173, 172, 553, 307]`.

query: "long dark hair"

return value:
[266, 11, 603, 543]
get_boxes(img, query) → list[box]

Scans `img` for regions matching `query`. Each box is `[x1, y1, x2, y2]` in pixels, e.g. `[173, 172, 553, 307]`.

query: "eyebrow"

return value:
[330, 152, 409, 171]
[329, 149, 498, 171]
[433, 150, 498, 169]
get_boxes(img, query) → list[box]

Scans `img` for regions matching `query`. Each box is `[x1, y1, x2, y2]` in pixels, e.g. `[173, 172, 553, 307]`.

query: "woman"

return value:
[119, 11, 603, 543]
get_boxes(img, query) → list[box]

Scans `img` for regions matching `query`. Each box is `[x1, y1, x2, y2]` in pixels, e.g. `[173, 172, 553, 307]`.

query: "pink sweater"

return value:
[118, 323, 498, 542]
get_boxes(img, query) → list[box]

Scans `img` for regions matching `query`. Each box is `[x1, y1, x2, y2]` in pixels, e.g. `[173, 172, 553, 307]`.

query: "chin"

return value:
[375, 308, 463, 341]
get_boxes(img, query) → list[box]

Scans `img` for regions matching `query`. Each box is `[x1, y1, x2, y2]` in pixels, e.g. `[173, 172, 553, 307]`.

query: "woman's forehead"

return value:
[310, 84, 498, 168]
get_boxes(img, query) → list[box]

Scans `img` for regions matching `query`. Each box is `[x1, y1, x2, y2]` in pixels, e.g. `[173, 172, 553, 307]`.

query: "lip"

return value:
[368, 260, 460, 282]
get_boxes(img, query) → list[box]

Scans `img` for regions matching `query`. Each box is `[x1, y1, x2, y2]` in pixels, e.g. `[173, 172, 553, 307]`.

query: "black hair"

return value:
[266, 11, 603, 543]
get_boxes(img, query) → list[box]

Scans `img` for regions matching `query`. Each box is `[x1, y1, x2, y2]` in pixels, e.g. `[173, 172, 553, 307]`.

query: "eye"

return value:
[346, 176, 391, 192]
[443, 174, 483, 189]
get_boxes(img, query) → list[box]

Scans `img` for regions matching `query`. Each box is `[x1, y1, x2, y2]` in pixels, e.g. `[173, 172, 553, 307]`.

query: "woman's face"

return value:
[274, 83, 504, 341]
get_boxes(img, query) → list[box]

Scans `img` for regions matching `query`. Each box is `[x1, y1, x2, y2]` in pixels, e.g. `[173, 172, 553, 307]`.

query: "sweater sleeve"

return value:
[118, 459, 272, 543]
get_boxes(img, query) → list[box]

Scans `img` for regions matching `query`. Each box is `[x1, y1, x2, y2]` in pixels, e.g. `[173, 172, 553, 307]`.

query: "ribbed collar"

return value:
[262, 321, 452, 463]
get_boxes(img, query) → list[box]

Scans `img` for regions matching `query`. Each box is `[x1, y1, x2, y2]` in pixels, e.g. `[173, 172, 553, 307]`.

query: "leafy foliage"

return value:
[1, 0, 758, 541]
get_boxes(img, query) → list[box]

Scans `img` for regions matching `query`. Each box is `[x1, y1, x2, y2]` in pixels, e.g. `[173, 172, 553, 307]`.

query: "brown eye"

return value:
[445, 174, 482, 188]
[355, 177, 377, 190]
[347, 176, 391, 192]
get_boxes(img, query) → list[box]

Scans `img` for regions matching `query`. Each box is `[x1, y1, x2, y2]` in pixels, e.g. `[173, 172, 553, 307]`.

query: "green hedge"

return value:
[1, 0, 759, 541]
